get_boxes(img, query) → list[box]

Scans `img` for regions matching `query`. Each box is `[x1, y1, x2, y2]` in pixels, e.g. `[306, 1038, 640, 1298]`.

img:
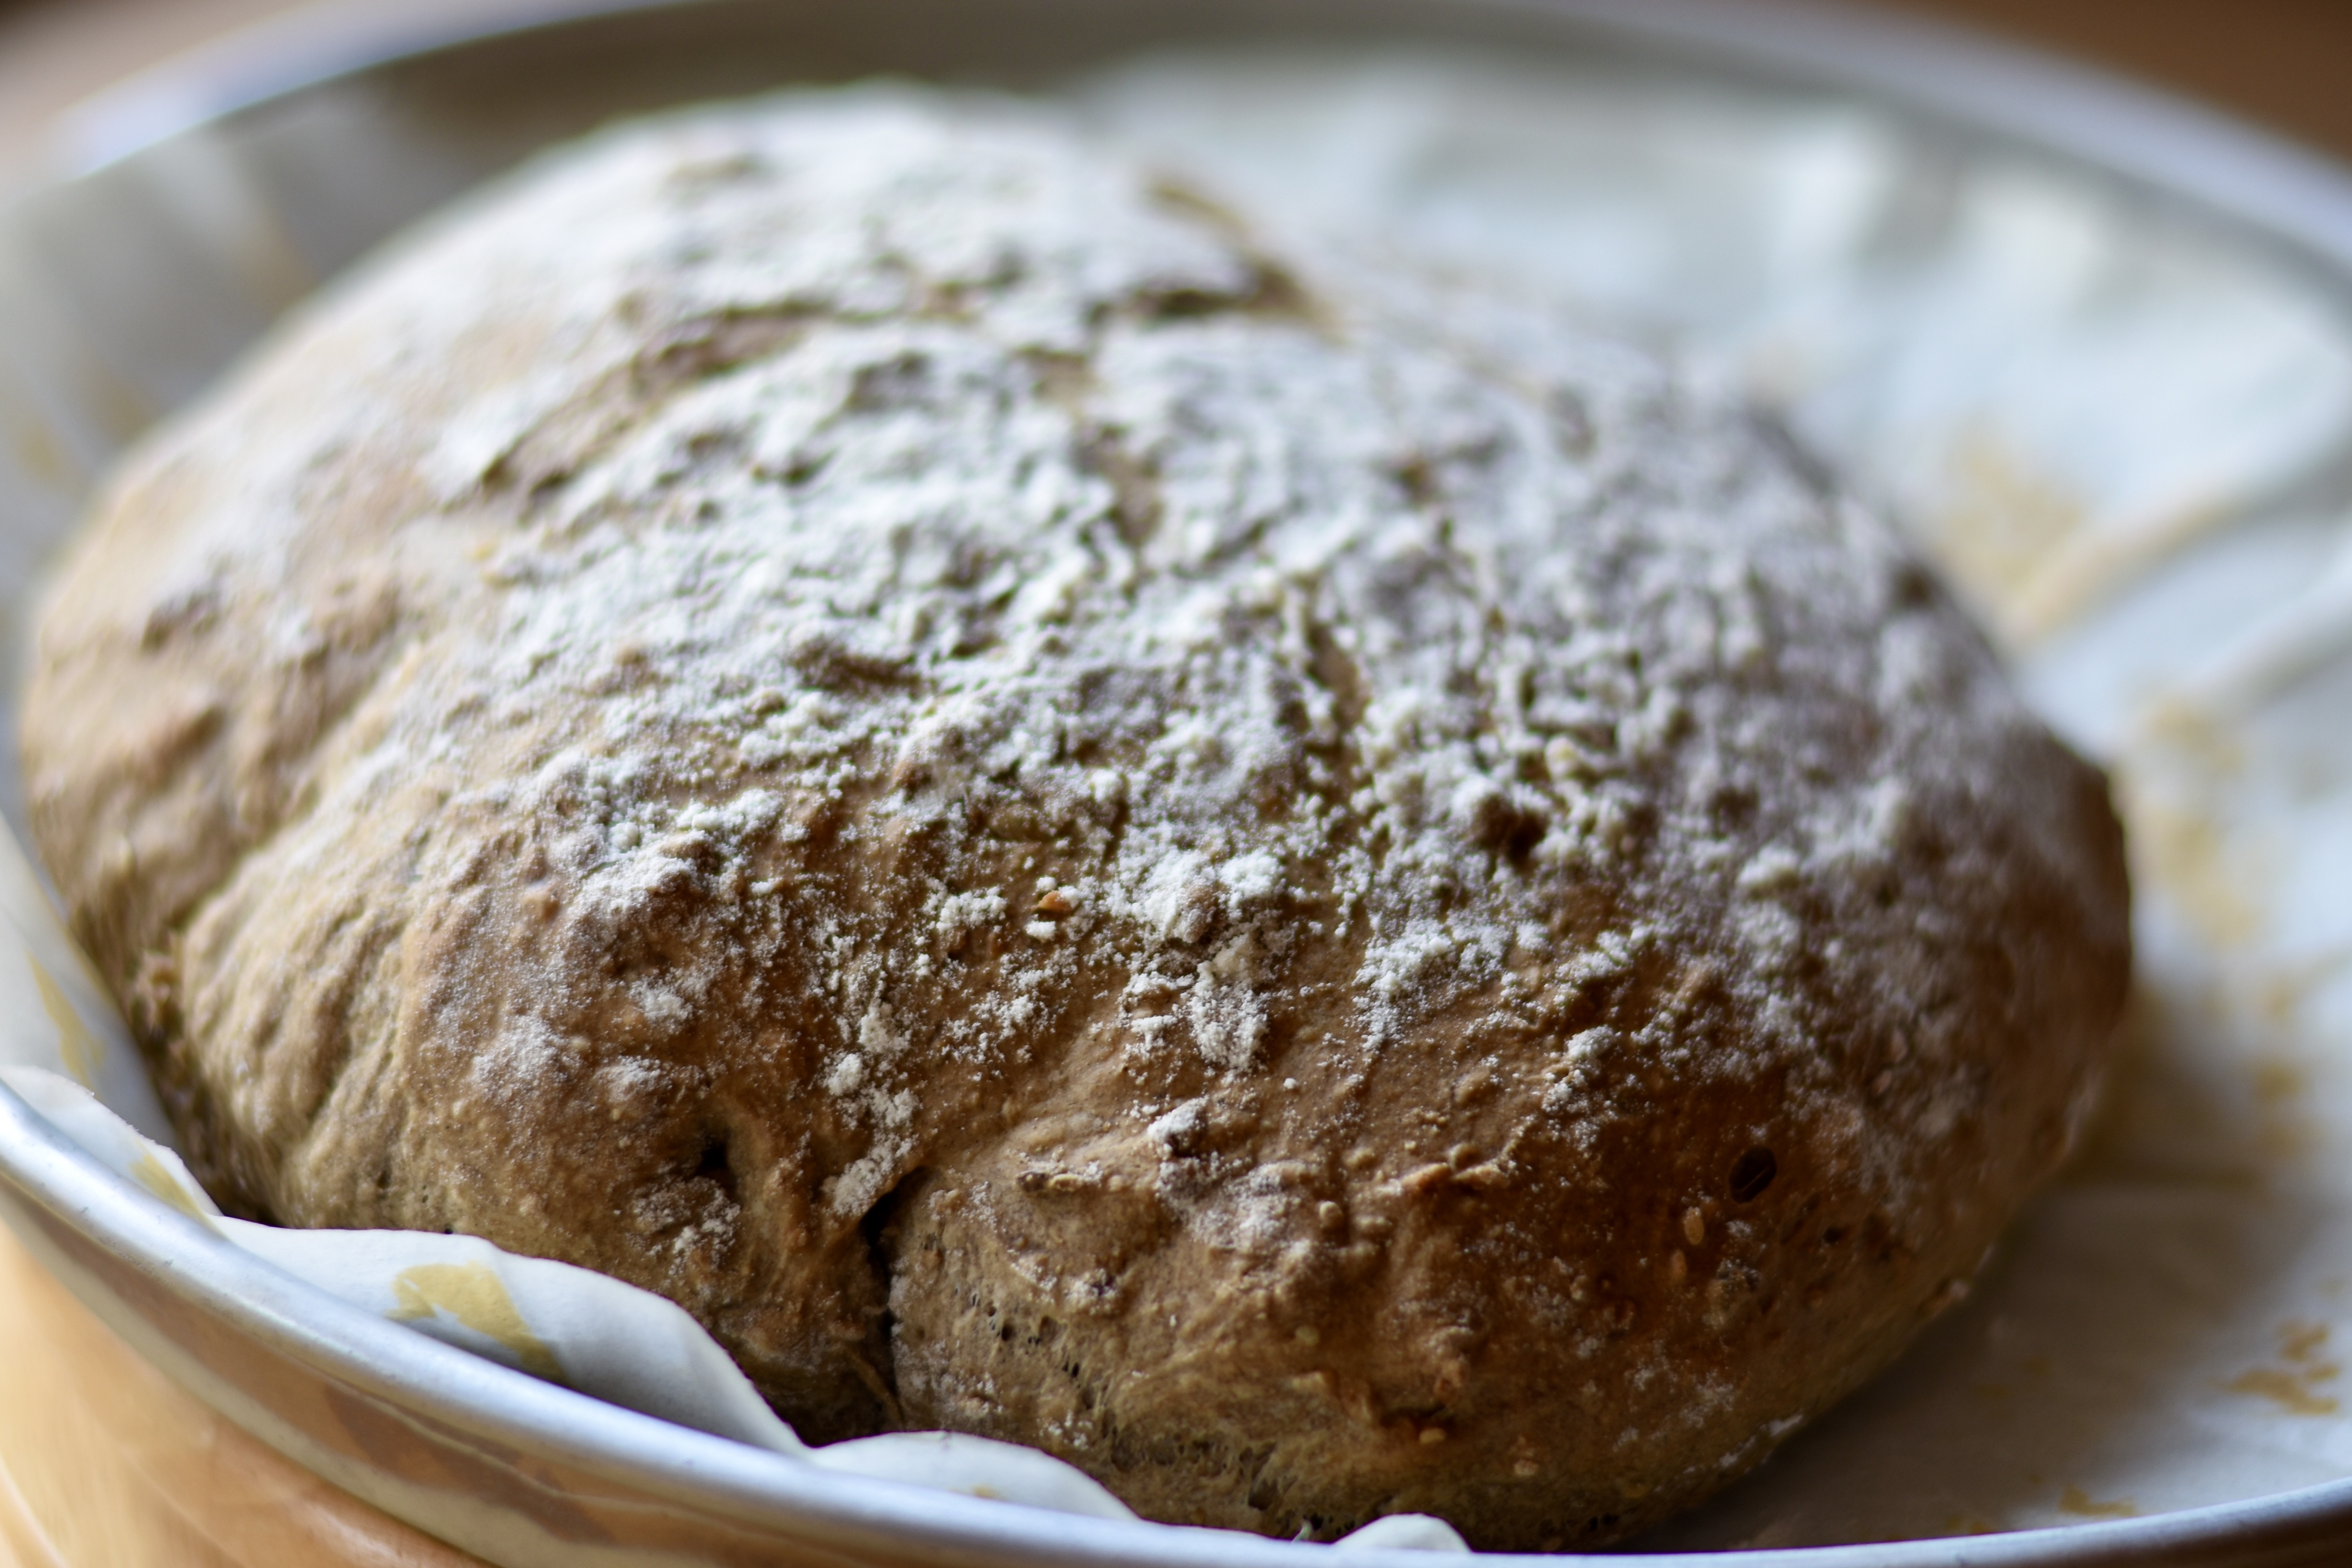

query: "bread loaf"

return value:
[23, 89, 2131, 1548]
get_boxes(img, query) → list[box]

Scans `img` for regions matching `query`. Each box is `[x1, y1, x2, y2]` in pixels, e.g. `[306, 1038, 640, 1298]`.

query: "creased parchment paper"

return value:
[6, 43, 2352, 1556]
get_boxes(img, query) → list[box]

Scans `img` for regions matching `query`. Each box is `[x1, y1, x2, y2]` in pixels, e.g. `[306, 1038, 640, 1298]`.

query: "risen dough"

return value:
[23, 90, 2130, 1548]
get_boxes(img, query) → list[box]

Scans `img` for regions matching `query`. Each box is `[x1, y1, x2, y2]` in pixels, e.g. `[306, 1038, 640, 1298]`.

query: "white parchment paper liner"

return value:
[7, 41, 2352, 1556]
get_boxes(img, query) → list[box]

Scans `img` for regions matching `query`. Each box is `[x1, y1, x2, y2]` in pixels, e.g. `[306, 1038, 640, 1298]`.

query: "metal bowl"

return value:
[6, 2, 2352, 1562]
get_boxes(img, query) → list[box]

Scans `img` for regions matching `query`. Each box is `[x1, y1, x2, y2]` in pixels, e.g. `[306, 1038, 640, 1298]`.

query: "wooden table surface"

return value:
[0, 1, 2347, 1565]
[1, 0, 2351, 172]
[0, 1224, 484, 1568]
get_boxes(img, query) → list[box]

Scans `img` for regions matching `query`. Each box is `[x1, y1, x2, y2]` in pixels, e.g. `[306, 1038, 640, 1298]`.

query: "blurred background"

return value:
[0, 0, 2348, 171]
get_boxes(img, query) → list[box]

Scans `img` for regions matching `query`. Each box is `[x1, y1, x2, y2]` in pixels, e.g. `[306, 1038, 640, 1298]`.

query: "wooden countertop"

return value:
[1876, 0, 2352, 166]
[1, 0, 2350, 172]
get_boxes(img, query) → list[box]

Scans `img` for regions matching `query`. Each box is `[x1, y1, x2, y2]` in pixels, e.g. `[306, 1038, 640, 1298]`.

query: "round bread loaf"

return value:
[23, 90, 2130, 1548]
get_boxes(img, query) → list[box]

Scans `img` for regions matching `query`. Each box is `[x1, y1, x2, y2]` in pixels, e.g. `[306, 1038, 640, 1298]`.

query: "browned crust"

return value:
[21, 91, 2129, 1548]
